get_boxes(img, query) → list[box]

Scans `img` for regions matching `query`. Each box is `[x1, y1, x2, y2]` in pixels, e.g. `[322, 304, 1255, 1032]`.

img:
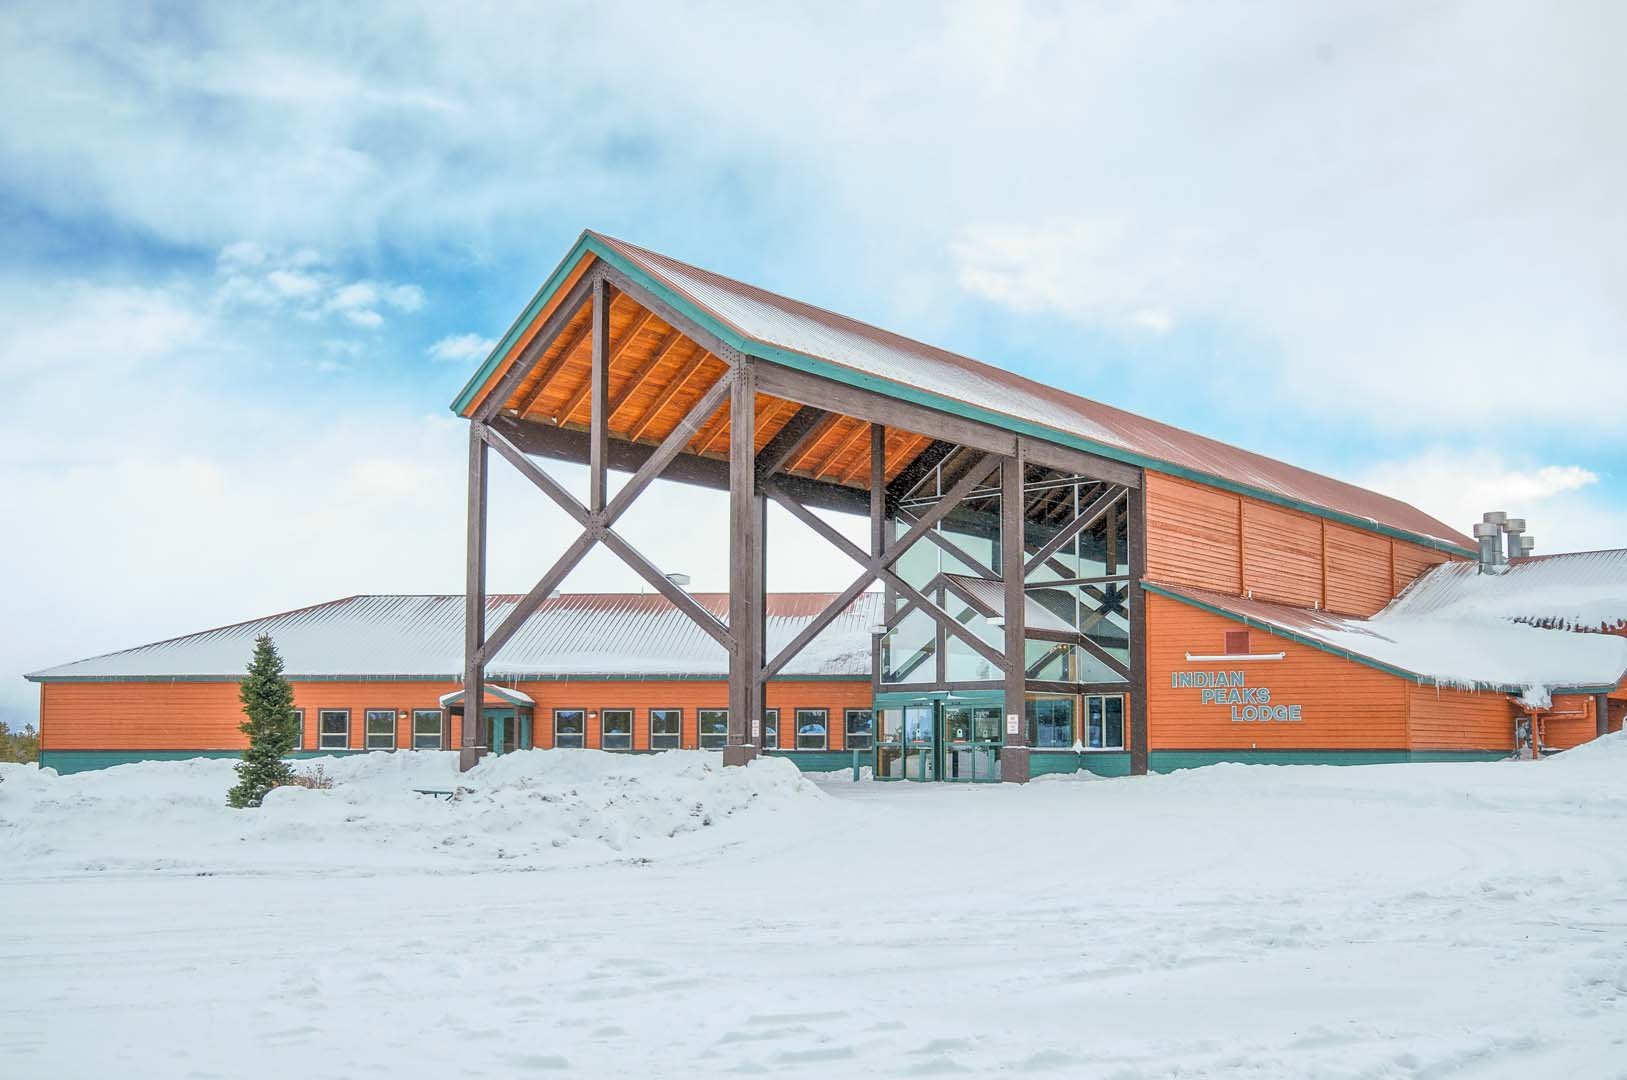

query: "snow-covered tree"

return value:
[227, 634, 299, 808]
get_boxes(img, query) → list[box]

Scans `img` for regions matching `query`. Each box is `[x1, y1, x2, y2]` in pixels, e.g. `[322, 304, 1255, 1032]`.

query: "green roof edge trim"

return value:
[450, 233, 1476, 560]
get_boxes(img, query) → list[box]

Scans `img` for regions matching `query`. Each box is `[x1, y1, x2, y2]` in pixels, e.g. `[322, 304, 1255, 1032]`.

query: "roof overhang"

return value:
[453, 231, 1476, 558]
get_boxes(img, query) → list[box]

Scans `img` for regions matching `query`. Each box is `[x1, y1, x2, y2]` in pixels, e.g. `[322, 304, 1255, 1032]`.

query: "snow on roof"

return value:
[1385, 549, 1627, 632]
[941, 574, 1079, 635]
[27, 592, 880, 682]
[581, 232, 1472, 553]
[1148, 581, 1627, 708]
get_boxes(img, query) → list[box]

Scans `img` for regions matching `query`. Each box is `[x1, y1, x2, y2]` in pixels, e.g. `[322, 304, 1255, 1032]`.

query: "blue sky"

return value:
[3, 1, 1623, 726]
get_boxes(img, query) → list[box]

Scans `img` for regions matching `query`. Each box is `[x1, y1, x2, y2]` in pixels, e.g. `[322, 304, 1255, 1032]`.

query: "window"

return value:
[554, 709, 586, 749]
[1085, 694, 1125, 750]
[844, 708, 874, 750]
[411, 709, 443, 750]
[1224, 630, 1251, 656]
[795, 708, 828, 751]
[650, 708, 681, 750]
[1026, 695, 1076, 748]
[318, 709, 350, 750]
[363, 709, 397, 750]
[762, 708, 779, 750]
[290, 708, 305, 750]
[601, 708, 633, 751]
[698, 709, 728, 750]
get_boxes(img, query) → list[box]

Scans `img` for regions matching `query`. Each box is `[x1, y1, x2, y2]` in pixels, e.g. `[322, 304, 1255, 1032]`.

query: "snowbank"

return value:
[0, 750, 823, 876]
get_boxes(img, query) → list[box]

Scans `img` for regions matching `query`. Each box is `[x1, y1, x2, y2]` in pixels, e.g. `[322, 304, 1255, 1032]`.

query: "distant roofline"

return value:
[450, 230, 1476, 559]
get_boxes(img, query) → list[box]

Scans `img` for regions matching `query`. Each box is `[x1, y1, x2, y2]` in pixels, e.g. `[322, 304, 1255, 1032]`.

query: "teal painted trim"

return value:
[451, 233, 1474, 559]
[38, 749, 375, 774]
[767, 750, 861, 773]
[1149, 749, 1411, 771]
[1030, 750, 1133, 778]
[873, 689, 1005, 709]
[1406, 749, 1512, 763]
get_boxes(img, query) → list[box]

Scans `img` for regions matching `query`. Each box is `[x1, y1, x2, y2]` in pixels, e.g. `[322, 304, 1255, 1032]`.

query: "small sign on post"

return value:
[1006, 713, 1020, 735]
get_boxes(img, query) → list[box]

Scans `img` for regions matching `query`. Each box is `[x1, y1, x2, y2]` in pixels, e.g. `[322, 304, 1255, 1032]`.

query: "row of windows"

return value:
[295, 708, 447, 751]
[557, 707, 873, 751]
[292, 707, 874, 751]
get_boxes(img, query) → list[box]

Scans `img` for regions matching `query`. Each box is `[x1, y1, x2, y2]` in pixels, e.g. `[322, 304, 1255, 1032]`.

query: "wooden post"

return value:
[725, 364, 762, 766]
[461, 423, 488, 769]
[1001, 445, 1029, 783]
[588, 277, 611, 513]
[1127, 476, 1150, 776]
[1597, 691, 1611, 740]
[871, 424, 888, 696]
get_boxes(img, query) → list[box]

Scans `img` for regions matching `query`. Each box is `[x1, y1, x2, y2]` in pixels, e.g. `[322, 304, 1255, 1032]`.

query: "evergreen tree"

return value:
[0, 721, 40, 764]
[227, 634, 299, 808]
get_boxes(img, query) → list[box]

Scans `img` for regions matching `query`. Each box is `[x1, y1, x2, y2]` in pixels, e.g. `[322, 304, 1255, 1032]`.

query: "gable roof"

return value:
[453, 230, 1474, 556]
[1145, 580, 1627, 707]
[1385, 549, 1627, 632]
[26, 592, 879, 682]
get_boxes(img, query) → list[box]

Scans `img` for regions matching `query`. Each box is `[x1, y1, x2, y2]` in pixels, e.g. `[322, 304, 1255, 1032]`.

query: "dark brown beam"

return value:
[596, 262, 749, 368]
[486, 414, 871, 517]
[727, 363, 764, 759]
[598, 528, 734, 650]
[755, 405, 830, 479]
[1001, 447, 1029, 781]
[1022, 436, 1142, 490]
[887, 439, 955, 502]
[1127, 473, 1149, 776]
[462, 427, 488, 750]
[603, 372, 733, 525]
[752, 363, 1019, 459]
[478, 530, 599, 666]
[588, 278, 611, 512]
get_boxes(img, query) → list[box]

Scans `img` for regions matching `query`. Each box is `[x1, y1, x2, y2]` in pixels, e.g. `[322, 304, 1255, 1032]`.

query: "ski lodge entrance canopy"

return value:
[451, 230, 1475, 779]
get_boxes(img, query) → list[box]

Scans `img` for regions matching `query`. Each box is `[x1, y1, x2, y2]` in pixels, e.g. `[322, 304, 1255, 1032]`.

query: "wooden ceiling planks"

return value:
[501, 288, 958, 497]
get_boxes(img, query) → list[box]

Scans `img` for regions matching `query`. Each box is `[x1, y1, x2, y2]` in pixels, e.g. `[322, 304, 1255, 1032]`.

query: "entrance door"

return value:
[483, 710, 519, 754]
[901, 705, 936, 780]
[941, 704, 1002, 782]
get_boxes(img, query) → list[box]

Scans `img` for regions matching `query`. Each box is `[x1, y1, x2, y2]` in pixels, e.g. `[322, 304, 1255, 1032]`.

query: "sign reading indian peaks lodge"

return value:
[1171, 670, 1303, 723]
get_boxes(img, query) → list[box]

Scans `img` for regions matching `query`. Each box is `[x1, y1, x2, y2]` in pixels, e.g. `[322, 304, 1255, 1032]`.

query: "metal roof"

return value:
[1384, 549, 1627, 631]
[454, 230, 1474, 554]
[1147, 580, 1627, 704]
[26, 592, 880, 682]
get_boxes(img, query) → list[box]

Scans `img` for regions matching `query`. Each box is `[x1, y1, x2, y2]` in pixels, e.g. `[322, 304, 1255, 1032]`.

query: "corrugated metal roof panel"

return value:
[590, 232, 1472, 552]
[27, 592, 880, 681]
[1386, 549, 1627, 631]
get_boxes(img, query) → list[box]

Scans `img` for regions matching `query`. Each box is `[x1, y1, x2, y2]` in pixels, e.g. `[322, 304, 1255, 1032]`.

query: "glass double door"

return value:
[879, 702, 1001, 782]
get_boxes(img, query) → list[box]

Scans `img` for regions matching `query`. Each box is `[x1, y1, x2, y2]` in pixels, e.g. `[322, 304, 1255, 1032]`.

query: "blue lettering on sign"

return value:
[1177, 670, 1303, 722]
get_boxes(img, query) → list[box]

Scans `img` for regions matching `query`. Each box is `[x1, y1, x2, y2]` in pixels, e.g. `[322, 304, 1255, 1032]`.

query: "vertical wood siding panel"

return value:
[1542, 694, 1599, 751]
[1323, 523, 1395, 616]
[1144, 472, 1242, 593]
[1240, 503, 1323, 608]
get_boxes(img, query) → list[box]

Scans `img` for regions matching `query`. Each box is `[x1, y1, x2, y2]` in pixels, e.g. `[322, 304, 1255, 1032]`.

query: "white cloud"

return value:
[427, 332, 496, 363]
[212, 246, 425, 331]
[1355, 449, 1613, 552]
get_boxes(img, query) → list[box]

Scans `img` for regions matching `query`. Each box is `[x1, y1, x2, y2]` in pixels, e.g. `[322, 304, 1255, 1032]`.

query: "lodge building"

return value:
[26, 233, 1627, 777]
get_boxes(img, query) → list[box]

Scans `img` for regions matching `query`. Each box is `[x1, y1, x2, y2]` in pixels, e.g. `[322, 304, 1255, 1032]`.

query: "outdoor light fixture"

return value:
[548, 589, 562, 600]
[666, 572, 691, 588]
[870, 623, 889, 635]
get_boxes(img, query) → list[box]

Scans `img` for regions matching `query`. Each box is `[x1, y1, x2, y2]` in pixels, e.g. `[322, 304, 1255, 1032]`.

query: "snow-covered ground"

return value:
[3, 743, 1626, 1078]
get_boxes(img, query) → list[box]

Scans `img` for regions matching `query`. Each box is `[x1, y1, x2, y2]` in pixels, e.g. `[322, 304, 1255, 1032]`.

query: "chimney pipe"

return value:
[1503, 517, 1526, 561]
[1519, 535, 1535, 557]
[1473, 521, 1503, 573]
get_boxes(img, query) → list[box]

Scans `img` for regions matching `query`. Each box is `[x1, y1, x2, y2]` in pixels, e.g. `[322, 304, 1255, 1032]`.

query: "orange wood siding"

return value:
[1324, 523, 1394, 617]
[1145, 592, 1409, 750]
[1541, 694, 1599, 752]
[1405, 683, 1514, 751]
[1144, 472, 1242, 594]
[1241, 502, 1322, 607]
[1145, 472, 1466, 617]
[40, 678, 869, 754]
